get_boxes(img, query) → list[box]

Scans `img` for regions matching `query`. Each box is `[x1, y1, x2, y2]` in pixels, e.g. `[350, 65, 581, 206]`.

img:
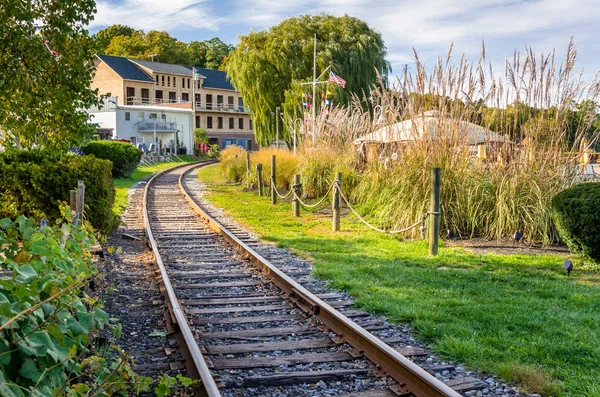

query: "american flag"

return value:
[329, 71, 346, 88]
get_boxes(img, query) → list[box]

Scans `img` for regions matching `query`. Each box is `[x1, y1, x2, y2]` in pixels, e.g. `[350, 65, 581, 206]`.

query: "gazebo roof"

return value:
[354, 111, 510, 145]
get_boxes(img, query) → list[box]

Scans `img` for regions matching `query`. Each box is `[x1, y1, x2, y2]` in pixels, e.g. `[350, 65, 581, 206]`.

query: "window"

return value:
[228, 96, 234, 110]
[141, 88, 149, 104]
[155, 75, 159, 85]
[238, 97, 244, 111]
[126, 87, 135, 105]
[209, 137, 219, 146]
[195, 93, 201, 107]
[249, 119, 253, 130]
[182, 77, 185, 87]
[125, 112, 130, 121]
[217, 117, 223, 129]
[149, 113, 157, 119]
[182, 92, 189, 102]
[155, 90, 163, 102]
[167, 76, 170, 87]
[217, 95, 223, 109]
[169, 92, 176, 103]
[187, 78, 190, 89]
[161, 75, 164, 86]
[195, 116, 200, 128]
[207, 117, 213, 129]
[161, 113, 166, 120]
[238, 118, 243, 130]
[206, 94, 213, 110]
[229, 117, 234, 129]
[173, 77, 176, 88]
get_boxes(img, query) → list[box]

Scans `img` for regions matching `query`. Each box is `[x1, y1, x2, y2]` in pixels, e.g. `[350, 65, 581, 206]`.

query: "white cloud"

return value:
[91, 0, 220, 32]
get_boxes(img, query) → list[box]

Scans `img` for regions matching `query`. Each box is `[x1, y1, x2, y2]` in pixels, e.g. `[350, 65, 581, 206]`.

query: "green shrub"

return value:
[0, 216, 154, 395]
[0, 149, 119, 234]
[551, 182, 600, 263]
[81, 141, 142, 178]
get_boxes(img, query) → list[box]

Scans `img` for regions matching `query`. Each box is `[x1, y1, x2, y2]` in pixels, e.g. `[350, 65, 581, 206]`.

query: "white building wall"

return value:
[90, 104, 194, 154]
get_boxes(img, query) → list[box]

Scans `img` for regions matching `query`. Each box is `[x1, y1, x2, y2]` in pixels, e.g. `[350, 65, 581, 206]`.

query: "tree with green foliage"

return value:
[95, 25, 231, 69]
[0, 0, 99, 149]
[95, 24, 135, 52]
[226, 14, 390, 147]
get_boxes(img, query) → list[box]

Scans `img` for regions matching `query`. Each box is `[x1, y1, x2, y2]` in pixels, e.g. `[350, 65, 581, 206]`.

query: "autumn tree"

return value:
[226, 14, 390, 146]
[0, 0, 99, 149]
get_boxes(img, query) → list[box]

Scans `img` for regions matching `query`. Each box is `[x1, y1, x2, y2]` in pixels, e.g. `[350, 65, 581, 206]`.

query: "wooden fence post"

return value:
[429, 168, 441, 256]
[246, 152, 251, 189]
[257, 164, 264, 196]
[69, 190, 77, 214]
[332, 172, 342, 232]
[293, 174, 301, 217]
[271, 155, 277, 205]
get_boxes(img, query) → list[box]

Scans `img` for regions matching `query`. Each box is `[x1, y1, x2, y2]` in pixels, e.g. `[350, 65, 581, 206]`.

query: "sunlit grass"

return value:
[198, 163, 600, 396]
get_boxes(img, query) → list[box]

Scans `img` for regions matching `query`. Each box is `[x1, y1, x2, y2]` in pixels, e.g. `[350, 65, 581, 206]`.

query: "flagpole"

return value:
[312, 33, 316, 147]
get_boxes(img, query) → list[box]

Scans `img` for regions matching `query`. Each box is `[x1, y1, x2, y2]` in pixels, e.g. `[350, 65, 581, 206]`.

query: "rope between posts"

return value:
[270, 176, 294, 199]
[337, 186, 429, 234]
[292, 180, 335, 208]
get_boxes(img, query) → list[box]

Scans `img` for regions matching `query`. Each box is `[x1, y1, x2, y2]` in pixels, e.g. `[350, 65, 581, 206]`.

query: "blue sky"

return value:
[90, 0, 600, 81]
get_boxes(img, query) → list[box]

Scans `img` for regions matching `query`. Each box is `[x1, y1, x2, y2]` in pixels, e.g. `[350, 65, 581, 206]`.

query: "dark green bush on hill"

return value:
[81, 141, 142, 177]
[0, 149, 119, 234]
[551, 182, 600, 263]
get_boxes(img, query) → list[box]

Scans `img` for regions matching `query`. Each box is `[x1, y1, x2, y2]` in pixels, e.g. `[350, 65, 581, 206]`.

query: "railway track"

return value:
[143, 162, 477, 397]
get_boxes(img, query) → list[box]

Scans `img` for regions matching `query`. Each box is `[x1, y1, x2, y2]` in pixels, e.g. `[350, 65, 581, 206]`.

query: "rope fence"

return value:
[252, 156, 443, 255]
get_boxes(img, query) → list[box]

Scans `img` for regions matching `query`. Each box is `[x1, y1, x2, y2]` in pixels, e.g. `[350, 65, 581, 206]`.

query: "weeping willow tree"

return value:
[226, 14, 390, 147]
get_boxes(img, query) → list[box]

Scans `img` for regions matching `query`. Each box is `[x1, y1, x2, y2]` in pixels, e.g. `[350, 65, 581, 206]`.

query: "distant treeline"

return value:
[94, 24, 232, 70]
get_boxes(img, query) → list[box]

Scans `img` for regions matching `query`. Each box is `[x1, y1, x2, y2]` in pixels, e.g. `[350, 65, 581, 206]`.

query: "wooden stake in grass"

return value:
[332, 172, 342, 232]
[69, 190, 77, 216]
[246, 152, 251, 189]
[271, 154, 277, 205]
[257, 164, 264, 196]
[429, 168, 441, 256]
[293, 174, 301, 217]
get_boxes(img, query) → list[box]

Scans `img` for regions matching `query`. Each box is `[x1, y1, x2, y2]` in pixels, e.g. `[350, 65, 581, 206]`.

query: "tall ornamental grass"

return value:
[304, 41, 599, 243]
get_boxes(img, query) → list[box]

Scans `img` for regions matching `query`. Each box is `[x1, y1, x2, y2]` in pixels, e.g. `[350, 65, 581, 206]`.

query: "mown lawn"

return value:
[113, 155, 197, 215]
[197, 163, 600, 397]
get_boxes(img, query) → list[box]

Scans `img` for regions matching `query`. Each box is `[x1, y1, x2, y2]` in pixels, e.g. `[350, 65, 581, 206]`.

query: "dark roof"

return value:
[97, 55, 155, 82]
[194, 67, 235, 91]
[130, 59, 193, 76]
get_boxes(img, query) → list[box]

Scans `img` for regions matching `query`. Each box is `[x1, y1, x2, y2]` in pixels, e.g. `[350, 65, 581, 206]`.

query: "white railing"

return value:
[126, 97, 191, 106]
[194, 102, 250, 113]
[136, 121, 178, 131]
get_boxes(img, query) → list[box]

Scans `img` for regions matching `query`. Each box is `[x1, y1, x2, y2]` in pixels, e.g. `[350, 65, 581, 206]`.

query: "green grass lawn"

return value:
[113, 155, 197, 216]
[197, 163, 600, 397]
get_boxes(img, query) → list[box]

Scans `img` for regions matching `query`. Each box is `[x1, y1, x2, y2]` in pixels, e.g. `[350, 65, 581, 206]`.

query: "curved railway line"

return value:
[141, 162, 483, 397]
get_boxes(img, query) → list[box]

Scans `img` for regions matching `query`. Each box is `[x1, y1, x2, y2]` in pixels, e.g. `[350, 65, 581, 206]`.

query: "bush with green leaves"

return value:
[0, 149, 119, 235]
[81, 141, 142, 178]
[551, 182, 600, 263]
[219, 145, 248, 182]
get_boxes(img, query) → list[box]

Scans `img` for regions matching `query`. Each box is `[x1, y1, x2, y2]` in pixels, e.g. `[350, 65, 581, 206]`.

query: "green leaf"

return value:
[76, 311, 93, 333]
[14, 264, 38, 282]
[18, 358, 42, 382]
[0, 218, 12, 229]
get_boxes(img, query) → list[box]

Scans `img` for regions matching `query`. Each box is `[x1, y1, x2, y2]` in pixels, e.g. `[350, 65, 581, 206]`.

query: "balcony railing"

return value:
[136, 121, 178, 132]
[194, 102, 250, 113]
[126, 96, 191, 106]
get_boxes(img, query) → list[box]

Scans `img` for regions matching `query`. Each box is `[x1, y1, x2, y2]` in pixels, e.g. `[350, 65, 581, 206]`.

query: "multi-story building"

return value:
[91, 55, 256, 150]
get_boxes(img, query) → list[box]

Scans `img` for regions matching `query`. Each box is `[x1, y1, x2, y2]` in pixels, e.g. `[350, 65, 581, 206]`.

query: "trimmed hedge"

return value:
[81, 141, 142, 178]
[551, 182, 600, 263]
[0, 149, 119, 234]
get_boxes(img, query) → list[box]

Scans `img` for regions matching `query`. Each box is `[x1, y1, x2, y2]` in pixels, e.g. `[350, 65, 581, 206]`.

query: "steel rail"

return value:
[143, 161, 221, 397]
[179, 164, 462, 397]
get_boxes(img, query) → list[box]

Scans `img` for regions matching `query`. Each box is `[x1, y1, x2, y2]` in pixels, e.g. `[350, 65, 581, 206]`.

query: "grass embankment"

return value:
[197, 163, 600, 397]
[113, 155, 197, 215]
